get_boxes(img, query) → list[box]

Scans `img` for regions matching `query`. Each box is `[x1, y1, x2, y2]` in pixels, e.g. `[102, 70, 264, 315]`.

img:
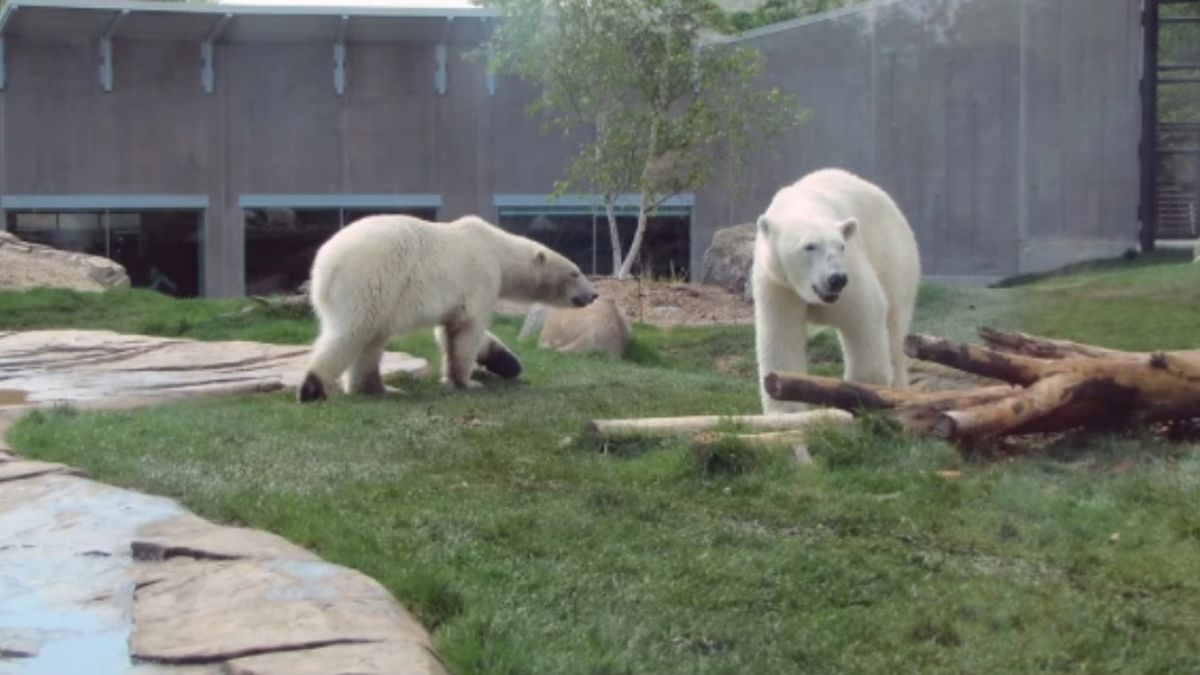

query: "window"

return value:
[243, 206, 439, 295]
[4, 210, 203, 297]
[496, 201, 692, 278]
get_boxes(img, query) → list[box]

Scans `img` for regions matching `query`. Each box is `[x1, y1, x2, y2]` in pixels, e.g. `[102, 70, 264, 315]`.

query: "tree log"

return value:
[587, 409, 854, 438]
[768, 330, 1200, 443]
[976, 327, 1129, 360]
[903, 334, 1046, 385]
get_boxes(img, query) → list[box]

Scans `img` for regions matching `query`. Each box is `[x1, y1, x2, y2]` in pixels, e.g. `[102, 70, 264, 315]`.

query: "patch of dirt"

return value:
[498, 277, 755, 328]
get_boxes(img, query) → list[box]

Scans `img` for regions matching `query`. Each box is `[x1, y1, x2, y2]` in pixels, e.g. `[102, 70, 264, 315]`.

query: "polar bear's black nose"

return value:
[828, 274, 848, 293]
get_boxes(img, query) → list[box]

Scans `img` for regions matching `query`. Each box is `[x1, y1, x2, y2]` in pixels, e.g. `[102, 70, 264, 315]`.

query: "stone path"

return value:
[0, 332, 445, 675]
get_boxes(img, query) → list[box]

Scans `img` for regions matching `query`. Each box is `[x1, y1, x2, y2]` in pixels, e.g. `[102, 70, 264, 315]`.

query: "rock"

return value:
[130, 559, 443, 673]
[538, 298, 631, 358]
[132, 513, 321, 563]
[0, 330, 427, 405]
[0, 231, 130, 292]
[0, 459, 83, 483]
[518, 303, 550, 342]
[699, 223, 757, 300]
[223, 642, 445, 675]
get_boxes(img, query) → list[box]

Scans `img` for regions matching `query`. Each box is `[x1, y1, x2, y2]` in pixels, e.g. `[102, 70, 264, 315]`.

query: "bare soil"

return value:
[498, 277, 755, 328]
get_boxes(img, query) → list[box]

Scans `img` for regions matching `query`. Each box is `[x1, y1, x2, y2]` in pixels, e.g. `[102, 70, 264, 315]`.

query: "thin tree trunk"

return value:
[604, 196, 622, 274]
[617, 193, 652, 279]
[615, 4, 672, 280]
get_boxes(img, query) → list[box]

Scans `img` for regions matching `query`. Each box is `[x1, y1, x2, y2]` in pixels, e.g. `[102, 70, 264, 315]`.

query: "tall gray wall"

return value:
[0, 29, 573, 297]
[0, 0, 1145, 295]
[696, 0, 1143, 282]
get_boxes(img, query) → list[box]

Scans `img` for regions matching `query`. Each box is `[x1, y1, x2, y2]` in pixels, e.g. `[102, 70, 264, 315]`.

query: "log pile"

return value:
[765, 328, 1200, 443]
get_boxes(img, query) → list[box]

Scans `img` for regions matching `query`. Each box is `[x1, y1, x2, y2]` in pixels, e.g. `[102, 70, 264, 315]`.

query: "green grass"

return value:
[4, 254, 1200, 674]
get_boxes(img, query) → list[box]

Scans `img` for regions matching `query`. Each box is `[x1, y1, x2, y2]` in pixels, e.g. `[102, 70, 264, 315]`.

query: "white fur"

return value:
[753, 168, 921, 413]
[306, 214, 596, 394]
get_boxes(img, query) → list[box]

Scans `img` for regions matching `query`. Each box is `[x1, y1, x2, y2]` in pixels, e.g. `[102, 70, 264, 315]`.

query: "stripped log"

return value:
[977, 327, 1131, 360]
[587, 409, 854, 438]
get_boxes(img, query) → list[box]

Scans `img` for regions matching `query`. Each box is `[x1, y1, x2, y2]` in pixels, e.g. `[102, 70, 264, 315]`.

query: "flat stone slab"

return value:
[0, 471, 444, 675]
[132, 514, 321, 563]
[131, 559, 443, 671]
[0, 459, 82, 483]
[0, 330, 427, 406]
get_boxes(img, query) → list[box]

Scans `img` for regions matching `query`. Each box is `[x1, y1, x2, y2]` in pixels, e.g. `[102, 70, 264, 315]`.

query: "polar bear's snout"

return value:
[572, 290, 600, 307]
[813, 273, 848, 304]
[827, 273, 848, 292]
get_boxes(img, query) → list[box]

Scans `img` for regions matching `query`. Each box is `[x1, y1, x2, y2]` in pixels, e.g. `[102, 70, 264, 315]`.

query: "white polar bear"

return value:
[752, 168, 921, 413]
[298, 214, 598, 402]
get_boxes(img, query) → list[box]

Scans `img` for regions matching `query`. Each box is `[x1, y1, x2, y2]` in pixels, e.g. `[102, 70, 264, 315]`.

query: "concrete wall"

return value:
[0, 30, 576, 297]
[0, 0, 1144, 295]
[695, 0, 1143, 282]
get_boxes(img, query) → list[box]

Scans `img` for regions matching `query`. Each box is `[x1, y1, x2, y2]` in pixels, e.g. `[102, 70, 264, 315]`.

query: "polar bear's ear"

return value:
[756, 215, 771, 235]
[839, 218, 858, 241]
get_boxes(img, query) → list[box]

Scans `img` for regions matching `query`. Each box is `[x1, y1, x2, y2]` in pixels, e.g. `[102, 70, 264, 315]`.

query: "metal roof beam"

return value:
[334, 15, 348, 95]
[482, 17, 495, 96]
[435, 16, 453, 96]
[0, 4, 14, 91]
[100, 9, 128, 92]
[0, 3, 18, 36]
[202, 14, 232, 95]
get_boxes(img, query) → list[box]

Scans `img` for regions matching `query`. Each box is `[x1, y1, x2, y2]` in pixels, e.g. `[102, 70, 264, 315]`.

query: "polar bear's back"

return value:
[309, 214, 501, 332]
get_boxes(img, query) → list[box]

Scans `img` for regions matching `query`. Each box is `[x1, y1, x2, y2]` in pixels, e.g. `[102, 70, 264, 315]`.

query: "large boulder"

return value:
[0, 231, 130, 291]
[699, 223, 756, 300]
[537, 298, 631, 358]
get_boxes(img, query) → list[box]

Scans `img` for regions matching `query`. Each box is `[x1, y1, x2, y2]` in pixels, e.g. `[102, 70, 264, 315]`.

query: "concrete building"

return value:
[0, 0, 1145, 296]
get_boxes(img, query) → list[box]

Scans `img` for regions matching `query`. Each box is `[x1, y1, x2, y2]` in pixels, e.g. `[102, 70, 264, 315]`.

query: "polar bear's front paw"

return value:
[441, 376, 483, 390]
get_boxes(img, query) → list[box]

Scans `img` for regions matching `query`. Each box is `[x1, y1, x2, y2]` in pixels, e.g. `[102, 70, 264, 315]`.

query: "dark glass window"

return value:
[4, 210, 202, 297]
[497, 206, 691, 278]
[243, 206, 439, 295]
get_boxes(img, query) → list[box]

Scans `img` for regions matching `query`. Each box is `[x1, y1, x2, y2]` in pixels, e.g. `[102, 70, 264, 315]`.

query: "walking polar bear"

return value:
[298, 214, 598, 402]
[753, 168, 920, 413]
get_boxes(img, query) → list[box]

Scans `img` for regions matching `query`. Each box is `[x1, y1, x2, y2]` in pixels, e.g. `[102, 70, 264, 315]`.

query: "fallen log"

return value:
[977, 327, 1131, 360]
[767, 329, 1200, 443]
[587, 409, 853, 438]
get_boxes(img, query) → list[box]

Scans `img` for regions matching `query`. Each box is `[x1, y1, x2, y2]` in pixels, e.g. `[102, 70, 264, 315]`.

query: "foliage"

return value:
[707, 0, 864, 35]
[481, 0, 807, 278]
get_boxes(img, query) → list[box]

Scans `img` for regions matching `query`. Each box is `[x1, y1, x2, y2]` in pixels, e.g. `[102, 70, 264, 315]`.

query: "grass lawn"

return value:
[4, 251, 1200, 674]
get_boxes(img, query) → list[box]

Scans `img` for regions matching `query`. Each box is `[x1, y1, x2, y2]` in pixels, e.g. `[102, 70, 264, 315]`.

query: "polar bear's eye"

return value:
[570, 272, 580, 279]
[803, 243, 817, 252]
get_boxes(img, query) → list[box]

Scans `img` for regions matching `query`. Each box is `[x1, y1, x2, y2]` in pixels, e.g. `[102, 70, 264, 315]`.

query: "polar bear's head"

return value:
[532, 246, 599, 308]
[758, 215, 857, 305]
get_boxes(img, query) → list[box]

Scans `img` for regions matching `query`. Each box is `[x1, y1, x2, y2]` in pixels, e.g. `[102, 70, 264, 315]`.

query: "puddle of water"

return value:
[12, 628, 132, 675]
[0, 388, 28, 406]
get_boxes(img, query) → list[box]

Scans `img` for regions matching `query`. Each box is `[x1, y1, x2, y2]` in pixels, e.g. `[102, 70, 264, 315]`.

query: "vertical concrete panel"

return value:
[692, 10, 874, 276]
[344, 43, 437, 193]
[487, 75, 577, 195]
[225, 43, 342, 193]
[95, 40, 212, 193]
[1018, 0, 1141, 272]
[438, 44, 485, 218]
[2, 38, 96, 194]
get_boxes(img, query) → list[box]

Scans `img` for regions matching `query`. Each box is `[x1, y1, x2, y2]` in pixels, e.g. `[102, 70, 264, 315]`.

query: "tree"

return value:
[482, 0, 807, 279]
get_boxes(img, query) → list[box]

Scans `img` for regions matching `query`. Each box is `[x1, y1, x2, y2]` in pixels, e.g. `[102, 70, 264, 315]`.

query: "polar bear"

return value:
[752, 168, 920, 413]
[298, 214, 599, 403]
